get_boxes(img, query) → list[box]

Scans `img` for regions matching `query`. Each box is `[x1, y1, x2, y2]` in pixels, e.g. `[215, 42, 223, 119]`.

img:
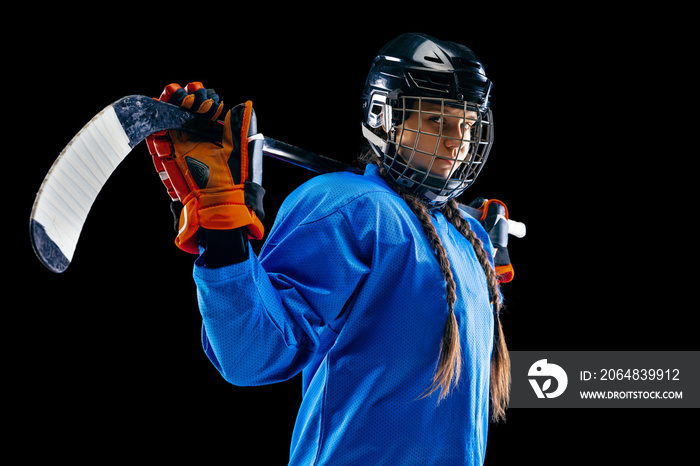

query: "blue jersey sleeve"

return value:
[193, 173, 376, 386]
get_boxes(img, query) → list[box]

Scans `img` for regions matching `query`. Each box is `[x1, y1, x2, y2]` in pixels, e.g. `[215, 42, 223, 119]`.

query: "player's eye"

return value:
[429, 116, 474, 135]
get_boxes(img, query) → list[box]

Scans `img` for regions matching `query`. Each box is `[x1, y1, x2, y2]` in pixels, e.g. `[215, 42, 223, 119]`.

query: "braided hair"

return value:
[360, 149, 510, 423]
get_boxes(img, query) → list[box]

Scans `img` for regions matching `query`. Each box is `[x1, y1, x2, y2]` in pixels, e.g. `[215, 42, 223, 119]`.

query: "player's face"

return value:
[395, 102, 477, 179]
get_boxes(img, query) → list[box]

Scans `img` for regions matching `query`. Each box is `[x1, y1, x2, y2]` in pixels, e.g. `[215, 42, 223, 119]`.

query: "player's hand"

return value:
[146, 82, 223, 202]
[160, 82, 224, 121]
[468, 197, 515, 283]
[146, 82, 265, 255]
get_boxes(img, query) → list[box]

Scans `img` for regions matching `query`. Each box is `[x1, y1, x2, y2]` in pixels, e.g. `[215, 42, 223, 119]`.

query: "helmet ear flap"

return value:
[366, 93, 394, 133]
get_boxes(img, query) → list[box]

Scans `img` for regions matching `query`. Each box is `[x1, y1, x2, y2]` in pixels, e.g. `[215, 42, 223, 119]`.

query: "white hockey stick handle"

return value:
[507, 219, 526, 238]
[460, 204, 526, 238]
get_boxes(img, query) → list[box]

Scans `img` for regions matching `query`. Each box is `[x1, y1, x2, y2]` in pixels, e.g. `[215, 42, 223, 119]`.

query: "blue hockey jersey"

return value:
[193, 164, 496, 465]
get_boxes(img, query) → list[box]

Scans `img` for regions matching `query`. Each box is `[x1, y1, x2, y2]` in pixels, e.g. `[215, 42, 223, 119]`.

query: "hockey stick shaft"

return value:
[264, 143, 525, 237]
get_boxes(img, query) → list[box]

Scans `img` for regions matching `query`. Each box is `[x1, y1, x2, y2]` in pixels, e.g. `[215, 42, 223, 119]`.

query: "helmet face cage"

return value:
[367, 95, 494, 208]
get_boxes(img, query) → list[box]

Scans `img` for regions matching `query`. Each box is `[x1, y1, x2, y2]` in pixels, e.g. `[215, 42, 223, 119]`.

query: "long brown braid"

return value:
[442, 198, 510, 423]
[361, 149, 510, 422]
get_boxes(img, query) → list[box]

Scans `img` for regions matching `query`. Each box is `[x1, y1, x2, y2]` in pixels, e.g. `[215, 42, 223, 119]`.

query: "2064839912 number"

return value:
[599, 368, 680, 381]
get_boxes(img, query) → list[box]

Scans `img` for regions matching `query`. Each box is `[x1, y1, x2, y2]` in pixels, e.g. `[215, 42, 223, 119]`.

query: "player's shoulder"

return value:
[301, 167, 394, 203]
[277, 164, 401, 224]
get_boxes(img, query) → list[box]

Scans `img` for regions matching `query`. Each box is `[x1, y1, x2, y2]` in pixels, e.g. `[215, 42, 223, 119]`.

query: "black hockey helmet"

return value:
[361, 33, 494, 207]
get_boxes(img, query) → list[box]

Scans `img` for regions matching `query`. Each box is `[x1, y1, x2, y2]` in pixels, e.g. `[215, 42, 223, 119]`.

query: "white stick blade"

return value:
[30, 105, 132, 273]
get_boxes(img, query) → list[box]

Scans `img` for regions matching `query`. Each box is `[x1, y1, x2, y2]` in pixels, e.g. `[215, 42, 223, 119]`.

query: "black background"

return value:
[9, 5, 693, 464]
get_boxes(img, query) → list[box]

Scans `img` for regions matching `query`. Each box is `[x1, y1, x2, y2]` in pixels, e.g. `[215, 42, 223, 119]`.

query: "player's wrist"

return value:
[197, 228, 250, 268]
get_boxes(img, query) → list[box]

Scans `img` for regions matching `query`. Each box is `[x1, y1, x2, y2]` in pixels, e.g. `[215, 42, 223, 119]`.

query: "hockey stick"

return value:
[30, 95, 524, 273]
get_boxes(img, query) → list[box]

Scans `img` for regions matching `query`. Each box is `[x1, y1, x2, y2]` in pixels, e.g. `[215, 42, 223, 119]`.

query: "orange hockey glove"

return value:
[146, 83, 265, 254]
[469, 197, 515, 283]
[147, 82, 225, 203]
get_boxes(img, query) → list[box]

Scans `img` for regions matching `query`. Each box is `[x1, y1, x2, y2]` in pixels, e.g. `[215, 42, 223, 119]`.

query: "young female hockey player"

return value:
[147, 33, 510, 465]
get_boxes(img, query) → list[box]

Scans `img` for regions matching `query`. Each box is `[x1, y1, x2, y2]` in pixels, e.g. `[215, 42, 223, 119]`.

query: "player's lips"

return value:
[427, 159, 459, 179]
[433, 157, 457, 167]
